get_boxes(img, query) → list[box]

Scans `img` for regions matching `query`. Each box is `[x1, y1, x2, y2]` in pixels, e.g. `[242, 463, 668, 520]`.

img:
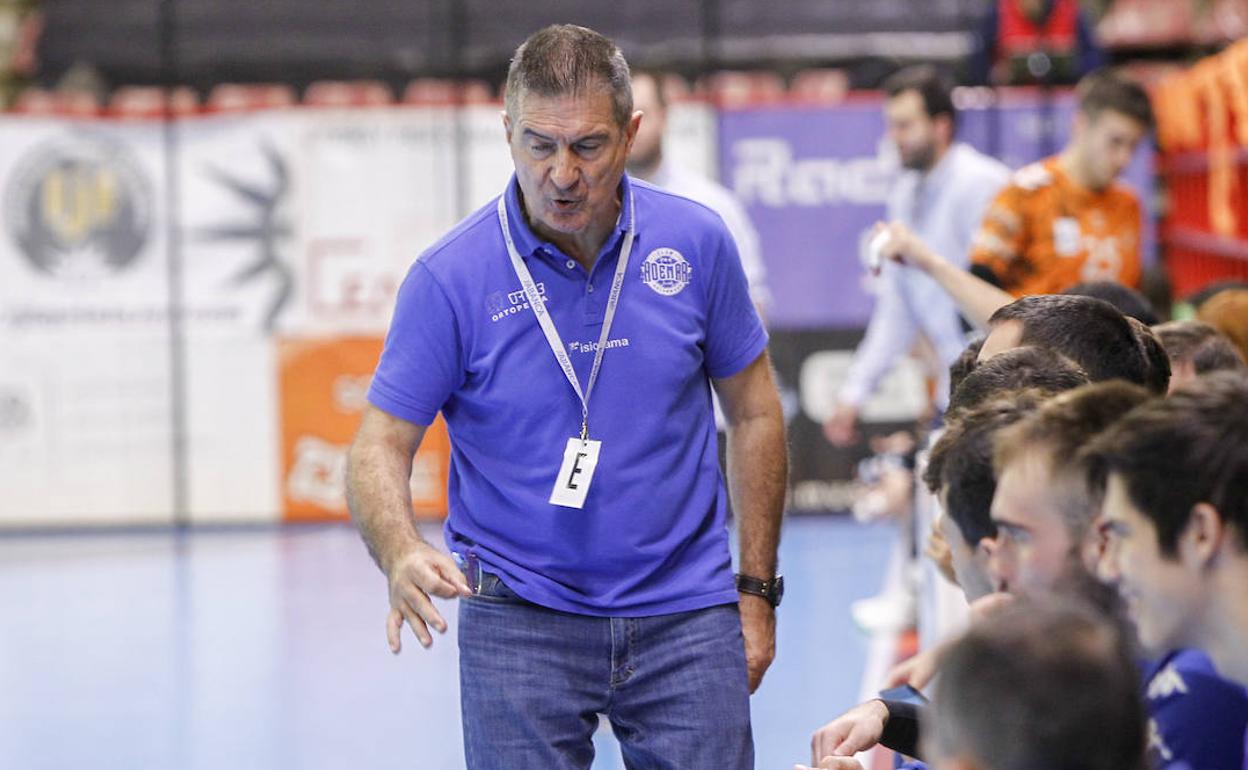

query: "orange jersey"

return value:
[969, 156, 1142, 296]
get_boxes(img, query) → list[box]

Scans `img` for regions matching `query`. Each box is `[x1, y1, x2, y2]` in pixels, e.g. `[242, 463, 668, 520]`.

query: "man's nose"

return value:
[550, 148, 580, 190]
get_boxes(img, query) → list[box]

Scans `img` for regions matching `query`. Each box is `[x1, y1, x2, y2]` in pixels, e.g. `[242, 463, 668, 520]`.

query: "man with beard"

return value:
[824, 66, 1009, 445]
[626, 70, 770, 318]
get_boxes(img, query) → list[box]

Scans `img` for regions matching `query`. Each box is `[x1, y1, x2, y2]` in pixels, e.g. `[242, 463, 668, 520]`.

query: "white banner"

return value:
[0, 103, 716, 527]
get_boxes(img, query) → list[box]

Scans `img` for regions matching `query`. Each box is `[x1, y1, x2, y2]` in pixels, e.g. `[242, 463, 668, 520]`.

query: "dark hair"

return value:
[932, 597, 1146, 770]
[1187, 279, 1248, 311]
[947, 346, 1088, 418]
[994, 381, 1154, 539]
[925, 391, 1048, 546]
[1077, 68, 1154, 131]
[949, 336, 985, 398]
[1153, 319, 1247, 374]
[1082, 371, 1248, 556]
[1127, 317, 1172, 395]
[883, 64, 957, 133]
[1065, 281, 1160, 326]
[989, 295, 1149, 386]
[505, 24, 633, 127]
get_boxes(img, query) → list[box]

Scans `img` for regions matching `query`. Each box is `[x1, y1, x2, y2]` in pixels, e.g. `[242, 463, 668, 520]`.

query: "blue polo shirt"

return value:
[368, 173, 768, 616]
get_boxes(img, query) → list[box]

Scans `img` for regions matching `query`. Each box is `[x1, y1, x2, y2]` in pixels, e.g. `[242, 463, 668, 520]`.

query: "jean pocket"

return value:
[470, 572, 523, 603]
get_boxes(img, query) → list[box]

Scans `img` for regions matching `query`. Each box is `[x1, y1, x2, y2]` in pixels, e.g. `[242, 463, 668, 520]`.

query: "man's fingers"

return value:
[398, 600, 434, 648]
[403, 587, 450, 636]
[812, 725, 848, 765]
[386, 607, 403, 654]
[419, 549, 476, 596]
[834, 719, 880, 756]
[424, 556, 472, 599]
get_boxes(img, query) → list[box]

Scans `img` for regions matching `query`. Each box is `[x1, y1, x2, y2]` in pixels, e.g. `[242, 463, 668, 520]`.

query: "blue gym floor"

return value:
[0, 516, 893, 770]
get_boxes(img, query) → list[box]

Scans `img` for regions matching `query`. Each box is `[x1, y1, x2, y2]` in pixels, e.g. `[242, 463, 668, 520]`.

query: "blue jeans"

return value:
[458, 572, 754, 770]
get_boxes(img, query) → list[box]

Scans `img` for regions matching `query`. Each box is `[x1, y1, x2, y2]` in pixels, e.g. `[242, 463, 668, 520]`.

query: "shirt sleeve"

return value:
[838, 263, 920, 408]
[367, 260, 465, 426]
[703, 220, 768, 380]
[969, 184, 1030, 291]
[880, 700, 924, 759]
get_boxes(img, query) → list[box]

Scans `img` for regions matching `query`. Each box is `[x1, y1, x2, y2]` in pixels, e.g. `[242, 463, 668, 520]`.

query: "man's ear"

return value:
[976, 536, 996, 561]
[1180, 502, 1228, 568]
[624, 109, 642, 151]
[502, 110, 513, 143]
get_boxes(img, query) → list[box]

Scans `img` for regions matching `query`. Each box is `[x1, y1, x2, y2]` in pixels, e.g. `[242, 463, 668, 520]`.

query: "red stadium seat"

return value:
[404, 78, 495, 106]
[11, 88, 100, 117]
[789, 68, 850, 105]
[304, 80, 393, 107]
[207, 83, 297, 112]
[109, 86, 200, 119]
[703, 70, 785, 108]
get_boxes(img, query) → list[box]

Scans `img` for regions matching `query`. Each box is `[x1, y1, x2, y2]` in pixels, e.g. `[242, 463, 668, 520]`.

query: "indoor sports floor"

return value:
[0, 516, 893, 770]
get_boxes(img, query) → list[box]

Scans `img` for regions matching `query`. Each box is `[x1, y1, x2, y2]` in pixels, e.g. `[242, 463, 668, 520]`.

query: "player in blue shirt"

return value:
[1089, 372, 1248, 770]
[347, 24, 787, 770]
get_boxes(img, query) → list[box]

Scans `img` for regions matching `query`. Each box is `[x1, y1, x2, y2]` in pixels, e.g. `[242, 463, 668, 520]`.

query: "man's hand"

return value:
[385, 541, 472, 653]
[739, 593, 776, 693]
[884, 647, 942, 690]
[871, 221, 940, 274]
[795, 758, 866, 770]
[810, 699, 889, 764]
[823, 403, 859, 447]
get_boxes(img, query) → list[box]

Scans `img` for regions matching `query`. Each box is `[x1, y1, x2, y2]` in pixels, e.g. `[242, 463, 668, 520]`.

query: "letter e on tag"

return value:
[1053, 217, 1081, 257]
[549, 438, 602, 509]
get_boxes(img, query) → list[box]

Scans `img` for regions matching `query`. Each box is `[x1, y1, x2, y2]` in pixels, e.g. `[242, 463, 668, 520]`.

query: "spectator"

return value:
[1196, 288, 1248, 365]
[825, 65, 1009, 445]
[969, 0, 1108, 86]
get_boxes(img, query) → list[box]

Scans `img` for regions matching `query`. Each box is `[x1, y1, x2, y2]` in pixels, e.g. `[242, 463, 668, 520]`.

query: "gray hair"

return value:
[504, 24, 633, 128]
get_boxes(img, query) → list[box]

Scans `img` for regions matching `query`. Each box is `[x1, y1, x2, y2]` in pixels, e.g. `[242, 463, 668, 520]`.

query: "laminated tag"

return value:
[548, 438, 602, 509]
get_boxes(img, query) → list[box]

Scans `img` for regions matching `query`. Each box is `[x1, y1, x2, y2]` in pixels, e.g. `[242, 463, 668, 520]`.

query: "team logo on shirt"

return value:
[487, 282, 548, 322]
[640, 248, 692, 297]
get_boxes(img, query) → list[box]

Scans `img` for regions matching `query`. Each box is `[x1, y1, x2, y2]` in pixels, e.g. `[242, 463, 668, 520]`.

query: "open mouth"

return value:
[552, 198, 582, 212]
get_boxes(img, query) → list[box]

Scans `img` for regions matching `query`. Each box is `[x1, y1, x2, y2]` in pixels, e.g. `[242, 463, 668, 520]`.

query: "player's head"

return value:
[925, 392, 1048, 601]
[947, 346, 1088, 418]
[981, 295, 1151, 387]
[1070, 69, 1153, 190]
[1085, 372, 1248, 658]
[627, 70, 668, 175]
[1196, 288, 1248, 365]
[1152, 319, 1246, 393]
[503, 25, 640, 239]
[988, 381, 1153, 596]
[928, 596, 1145, 770]
[882, 65, 956, 171]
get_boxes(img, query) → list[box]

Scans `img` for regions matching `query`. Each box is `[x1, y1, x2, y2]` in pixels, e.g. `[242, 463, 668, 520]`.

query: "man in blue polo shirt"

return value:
[346, 24, 787, 770]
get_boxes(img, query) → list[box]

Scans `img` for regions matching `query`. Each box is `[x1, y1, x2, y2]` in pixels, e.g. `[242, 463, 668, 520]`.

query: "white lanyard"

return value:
[497, 189, 636, 441]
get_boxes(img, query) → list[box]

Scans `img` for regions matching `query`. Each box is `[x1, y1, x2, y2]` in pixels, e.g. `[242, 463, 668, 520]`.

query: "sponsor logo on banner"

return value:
[640, 248, 692, 296]
[4, 135, 153, 279]
[197, 142, 293, 331]
[730, 137, 895, 208]
[279, 337, 449, 521]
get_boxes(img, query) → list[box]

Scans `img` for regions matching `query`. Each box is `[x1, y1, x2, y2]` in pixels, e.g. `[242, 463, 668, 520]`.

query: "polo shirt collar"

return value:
[502, 173, 638, 260]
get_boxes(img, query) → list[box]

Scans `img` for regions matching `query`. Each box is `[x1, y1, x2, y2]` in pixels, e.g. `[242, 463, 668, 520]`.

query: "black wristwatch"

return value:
[735, 573, 784, 608]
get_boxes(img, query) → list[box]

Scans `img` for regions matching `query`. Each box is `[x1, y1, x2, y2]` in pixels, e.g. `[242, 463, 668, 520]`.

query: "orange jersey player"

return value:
[970, 70, 1153, 297]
